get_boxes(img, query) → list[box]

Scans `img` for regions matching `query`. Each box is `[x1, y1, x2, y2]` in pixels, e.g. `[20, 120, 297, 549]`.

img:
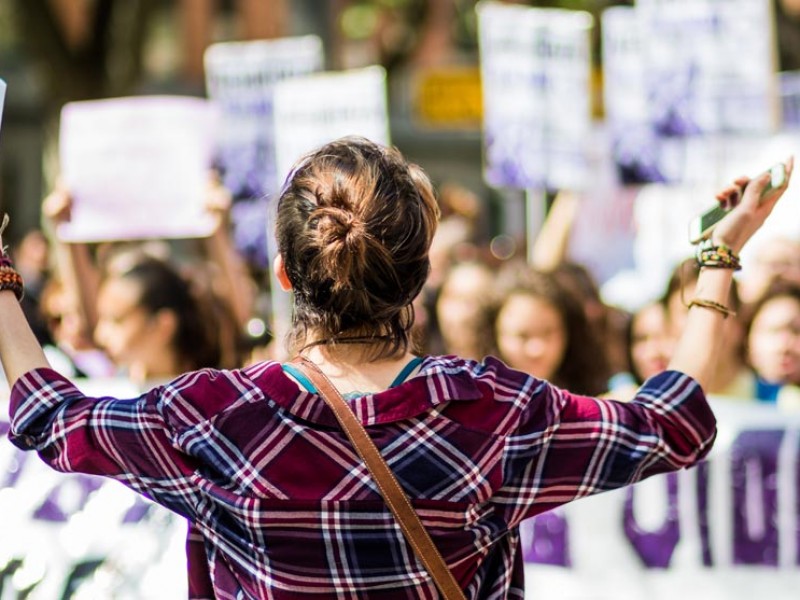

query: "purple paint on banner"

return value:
[730, 429, 783, 566]
[0, 450, 29, 489]
[33, 476, 104, 522]
[796, 432, 800, 566]
[122, 498, 152, 523]
[0, 420, 30, 488]
[623, 473, 680, 568]
[520, 510, 571, 566]
[695, 461, 714, 566]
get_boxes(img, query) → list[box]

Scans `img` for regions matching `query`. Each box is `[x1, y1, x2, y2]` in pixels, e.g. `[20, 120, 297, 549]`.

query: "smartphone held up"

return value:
[688, 163, 788, 245]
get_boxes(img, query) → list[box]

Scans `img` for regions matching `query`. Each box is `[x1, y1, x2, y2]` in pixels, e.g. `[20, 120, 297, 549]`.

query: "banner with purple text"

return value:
[602, 0, 779, 184]
[203, 36, 324, 268]
[477, 1, 593, 191]
[521, 398, 800, 599]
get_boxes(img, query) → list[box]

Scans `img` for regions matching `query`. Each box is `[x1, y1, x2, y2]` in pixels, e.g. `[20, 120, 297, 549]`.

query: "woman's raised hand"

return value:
[712, 157, 794, 253]
[42, 183, 73, 227]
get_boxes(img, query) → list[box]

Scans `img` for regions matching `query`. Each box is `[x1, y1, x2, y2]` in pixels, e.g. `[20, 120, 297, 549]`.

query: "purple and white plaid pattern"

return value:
[8, 355, 715, 598]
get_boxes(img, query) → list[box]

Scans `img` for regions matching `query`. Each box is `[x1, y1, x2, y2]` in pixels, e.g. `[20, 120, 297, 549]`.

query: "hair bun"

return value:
[315, 207, 365, 245]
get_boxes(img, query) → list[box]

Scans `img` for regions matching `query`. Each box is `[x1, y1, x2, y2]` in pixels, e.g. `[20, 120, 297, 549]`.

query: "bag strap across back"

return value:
[290, 356, 466, 600]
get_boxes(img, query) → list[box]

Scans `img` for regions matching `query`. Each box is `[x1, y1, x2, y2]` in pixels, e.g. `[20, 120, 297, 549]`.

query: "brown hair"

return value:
[494, 264, 612, 396]
[742, 276, 800, 343]
[276, 137, 440, 360]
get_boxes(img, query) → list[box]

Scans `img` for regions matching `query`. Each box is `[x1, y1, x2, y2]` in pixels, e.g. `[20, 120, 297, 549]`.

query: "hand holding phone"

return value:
[688, 163, 787, 245]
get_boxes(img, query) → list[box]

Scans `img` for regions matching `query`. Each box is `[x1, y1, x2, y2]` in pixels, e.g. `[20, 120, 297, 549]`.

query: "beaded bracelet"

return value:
[695, 240, 742, 271]
[0, 214, 24, 301]
[687, 298, 737, 319]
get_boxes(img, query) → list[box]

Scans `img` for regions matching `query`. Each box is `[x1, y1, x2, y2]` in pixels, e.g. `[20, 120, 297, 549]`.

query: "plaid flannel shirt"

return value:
[8, 355, 715, 599]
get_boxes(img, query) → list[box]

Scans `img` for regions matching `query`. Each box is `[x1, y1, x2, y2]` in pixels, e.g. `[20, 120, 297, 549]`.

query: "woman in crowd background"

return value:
[743, 277, 800, 409]
[493, 262, 611, 396]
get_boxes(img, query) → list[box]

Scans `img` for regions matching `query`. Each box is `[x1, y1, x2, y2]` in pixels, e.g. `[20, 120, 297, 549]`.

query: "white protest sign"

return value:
[602, 6, 679, 185]
[272, 66, 390, 183]
[637, 0, 778, 136]
[204, 35, 324, 199]
[58, 96, 219, 242]
[204, 36, 324, 269]
[0, 377, 186, 599]
[477, 1, 593, 191]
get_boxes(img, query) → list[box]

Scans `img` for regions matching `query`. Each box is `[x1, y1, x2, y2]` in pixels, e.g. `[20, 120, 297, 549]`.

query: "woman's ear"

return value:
[273, 254, 293, 292]
[152, 309, 179, 344]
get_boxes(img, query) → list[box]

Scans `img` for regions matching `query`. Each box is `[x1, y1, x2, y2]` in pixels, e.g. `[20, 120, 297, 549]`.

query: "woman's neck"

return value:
[298, 345, 419, 395]
[128, 351, 185, 385]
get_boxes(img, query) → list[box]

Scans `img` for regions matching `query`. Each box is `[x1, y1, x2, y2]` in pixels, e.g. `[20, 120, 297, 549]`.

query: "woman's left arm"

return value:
[0, 235, 51, 385]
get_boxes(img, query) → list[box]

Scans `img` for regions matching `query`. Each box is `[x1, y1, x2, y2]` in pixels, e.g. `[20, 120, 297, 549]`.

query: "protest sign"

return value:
[57, 96, 219, 242]
[203, 36, 324, 267]
[272, 65, 390, 183]
[477, 1, 593, 191]
[603, 0, 779, 184]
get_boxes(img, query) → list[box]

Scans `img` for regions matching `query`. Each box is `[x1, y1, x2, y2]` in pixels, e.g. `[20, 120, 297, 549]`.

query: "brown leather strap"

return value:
[290, 357, 466, 600]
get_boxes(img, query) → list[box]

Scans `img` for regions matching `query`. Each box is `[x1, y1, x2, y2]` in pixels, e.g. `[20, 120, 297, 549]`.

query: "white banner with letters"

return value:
[271, 65, 390, 184]
[57, 96, 219, 242]
[602, 0, 778, 185]
[203, 36, 324, 269]
[477, 1, 593, 191]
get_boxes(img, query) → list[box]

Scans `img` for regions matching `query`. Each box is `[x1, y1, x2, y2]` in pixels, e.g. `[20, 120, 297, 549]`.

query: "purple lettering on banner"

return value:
[796, 433, 800, 566]
[695, 461, 714, 566]
[122, 498, 152, 523]
[520, 510, 571, 567]
[33, 476, 104, 522]
[731, 429, 783, 566]
[623, 472, 680, 568]
[0, 421, 30, 489]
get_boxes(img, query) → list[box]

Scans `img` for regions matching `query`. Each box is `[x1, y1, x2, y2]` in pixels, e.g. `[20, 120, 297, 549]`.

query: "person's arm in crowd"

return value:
[530, 190, 580, 271]
[201, 175, 254, 329]
[42, 186, 101, 334]
[667, 158, 794, 391]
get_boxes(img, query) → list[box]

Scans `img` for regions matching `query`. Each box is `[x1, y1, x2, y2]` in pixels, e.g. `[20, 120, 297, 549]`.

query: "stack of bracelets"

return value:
[684, 238, 741, 319]
[0, 215, 25, 301]
[695, 239, 742, 271]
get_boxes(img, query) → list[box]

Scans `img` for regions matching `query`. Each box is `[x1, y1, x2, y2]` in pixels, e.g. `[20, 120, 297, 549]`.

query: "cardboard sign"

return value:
[272, 65, 390, 184]
[477, 1, 593, 191]
[57, 96, 219, 242]
[204, 35, 324, 199]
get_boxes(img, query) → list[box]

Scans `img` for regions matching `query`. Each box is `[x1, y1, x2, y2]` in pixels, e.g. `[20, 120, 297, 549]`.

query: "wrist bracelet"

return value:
[695, 240, 741, 270]
[687, 297, 736, 319]
[0, 214, 25, 301]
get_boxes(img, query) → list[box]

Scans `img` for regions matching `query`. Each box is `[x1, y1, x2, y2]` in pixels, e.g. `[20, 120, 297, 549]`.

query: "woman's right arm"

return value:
[668, 158, 794, 391]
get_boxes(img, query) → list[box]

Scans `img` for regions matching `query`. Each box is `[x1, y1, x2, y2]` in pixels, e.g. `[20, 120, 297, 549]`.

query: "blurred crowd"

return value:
[9, 175, 800, 411]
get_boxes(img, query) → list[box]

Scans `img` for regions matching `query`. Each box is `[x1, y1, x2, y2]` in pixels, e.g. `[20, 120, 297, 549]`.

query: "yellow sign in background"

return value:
[413, 66, 483, 129]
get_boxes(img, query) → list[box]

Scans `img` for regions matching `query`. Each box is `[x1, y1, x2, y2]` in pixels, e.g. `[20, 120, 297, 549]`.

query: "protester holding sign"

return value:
[1, 138, 793, 598]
